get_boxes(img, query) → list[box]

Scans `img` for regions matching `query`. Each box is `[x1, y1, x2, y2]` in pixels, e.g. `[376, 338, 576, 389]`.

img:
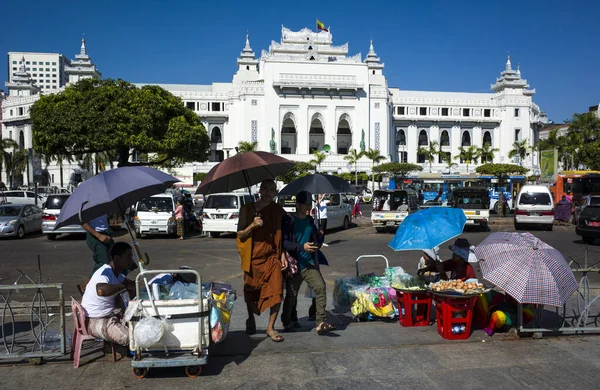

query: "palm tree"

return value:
[442, 153, 456, 170]
[1, 138, 19, 186]
[309, 150, 327, 172]
[5, 149, 28, 188]
[237, 141, 258, 153]
[478, 143, 500, 164]
[454, 145, 480, 173]
[343, 148, 364, 185]
[417, 141, 439, 172]
[44, 152, 74, 187]
[508, 140, 531, 164]
[363, 148, 386, 191]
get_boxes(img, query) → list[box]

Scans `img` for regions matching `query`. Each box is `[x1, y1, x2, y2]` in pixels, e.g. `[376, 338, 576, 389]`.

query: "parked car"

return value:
[371, 189, 419, 232]
[1, 190, 47, 207]
[0, 204, 43, 238]
[202, 192, 255, 238]
[134, 193, 177, 238]
[576, 196, 600, 244]
[514, 185, 555, 231]
[41, 194, 87, 240]
[451, 187, 490, 228]
[311, 193, 353, 230]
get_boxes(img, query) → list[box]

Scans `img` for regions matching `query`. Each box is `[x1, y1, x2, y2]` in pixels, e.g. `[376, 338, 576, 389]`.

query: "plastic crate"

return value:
[396, 290, 432, 327]
[433, 295, 478, 340]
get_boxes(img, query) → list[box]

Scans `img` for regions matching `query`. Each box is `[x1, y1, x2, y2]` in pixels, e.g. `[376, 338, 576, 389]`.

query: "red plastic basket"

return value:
[433, 295, 478, 340]
[396, 290, 432, 327]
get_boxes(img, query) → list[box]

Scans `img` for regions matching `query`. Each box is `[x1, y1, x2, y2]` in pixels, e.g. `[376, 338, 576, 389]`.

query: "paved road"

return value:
[2, 216, 600, 389]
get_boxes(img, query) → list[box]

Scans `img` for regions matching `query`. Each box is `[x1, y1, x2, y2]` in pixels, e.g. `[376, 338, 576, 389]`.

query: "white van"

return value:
[134, 193, 177, 238]
[514, 185, 554, 231]
[202, 192, 255, 238]
[1, 190, 46, 207]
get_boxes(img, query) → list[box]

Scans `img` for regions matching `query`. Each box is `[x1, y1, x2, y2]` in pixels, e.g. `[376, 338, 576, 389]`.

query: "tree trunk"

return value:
[354, 163, 358, 185]
[117, 147, 130, 168]
[59, 162, 64, 187]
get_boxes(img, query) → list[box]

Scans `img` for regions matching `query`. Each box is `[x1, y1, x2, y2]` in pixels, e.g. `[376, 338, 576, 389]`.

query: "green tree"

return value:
[193, 172, 207, 183]
[442, 153, 456, 170]
[343, 148, 364, 185]
[30, 78, 210, 168]
[237, 141, 259, 153]
[373, 162, 423, 188]
[417, 141, 439, 172]
[454, 145, 480, 173]
[309, 150, 327, 171]
[43, 152, 74, 187]
[363, 148, 386, 191]
[1, 138, 19, 186]
[475, 163, 529, 216]
[567, 112, 600, 170]
[4, 149, 29, 188]
[508, 140, 531, 164]
[276, 161, 314, 184]
[478, 143, 499, 164]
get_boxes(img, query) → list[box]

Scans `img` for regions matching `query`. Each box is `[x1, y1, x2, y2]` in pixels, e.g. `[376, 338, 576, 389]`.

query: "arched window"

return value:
[211, 127, 222, 144]
[309, 114, 325, 153]
[461, 131, 471, 147]
[483, 131, 492, 146]
[397, 130, 406, 146]
[337, 116, 352, 154]
[281, 113, 297, 154]
[418, 130, 428, 146]
[440, 130, 450, 146]
[19, 130, 25, 150]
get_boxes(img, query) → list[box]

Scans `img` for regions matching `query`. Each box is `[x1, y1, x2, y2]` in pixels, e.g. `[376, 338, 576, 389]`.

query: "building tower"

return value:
[65, 35, 102, 84]
[5, 57, 41, 97]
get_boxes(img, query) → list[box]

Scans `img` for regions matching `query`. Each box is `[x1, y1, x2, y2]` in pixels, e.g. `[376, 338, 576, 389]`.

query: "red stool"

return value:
[396, 290, 432, 327]
[433, 295, 477, 340]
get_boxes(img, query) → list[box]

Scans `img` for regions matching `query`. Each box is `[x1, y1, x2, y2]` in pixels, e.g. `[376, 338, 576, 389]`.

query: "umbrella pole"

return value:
[124, 218, 159, 316]
[243, 170, 257, 214]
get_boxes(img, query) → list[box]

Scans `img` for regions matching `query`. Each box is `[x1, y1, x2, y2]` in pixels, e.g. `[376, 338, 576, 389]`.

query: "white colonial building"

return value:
[2, 26, 548, 188]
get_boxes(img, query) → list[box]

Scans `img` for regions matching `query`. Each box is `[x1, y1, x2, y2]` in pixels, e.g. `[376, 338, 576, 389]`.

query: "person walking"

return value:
[314, 194, 328, 241]
[175, 199, 185, 240]
[237, 180, 288, 342]
[281, 191, 335, 335]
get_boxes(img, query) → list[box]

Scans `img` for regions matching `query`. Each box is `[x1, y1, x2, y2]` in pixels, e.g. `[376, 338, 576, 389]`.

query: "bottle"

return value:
[451, 325, 466, 334]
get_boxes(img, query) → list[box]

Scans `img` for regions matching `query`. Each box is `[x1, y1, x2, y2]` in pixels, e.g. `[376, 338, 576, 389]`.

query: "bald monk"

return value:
[237, 180, 288, 342]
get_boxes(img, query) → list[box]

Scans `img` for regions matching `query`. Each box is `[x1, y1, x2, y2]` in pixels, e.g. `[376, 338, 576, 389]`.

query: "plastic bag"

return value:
[168, 281, 187, 299]
[333, 276, 368, 307]
[210, 291, 234, 344]
[124, 300, 142, 323]
[134, 316, 168, 348]
[367, 288, 395, 318]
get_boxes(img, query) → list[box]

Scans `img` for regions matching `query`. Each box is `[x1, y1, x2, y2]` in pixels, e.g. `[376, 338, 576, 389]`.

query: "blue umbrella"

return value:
[388, 207, 467, 251]
[54, 166, 179, 230]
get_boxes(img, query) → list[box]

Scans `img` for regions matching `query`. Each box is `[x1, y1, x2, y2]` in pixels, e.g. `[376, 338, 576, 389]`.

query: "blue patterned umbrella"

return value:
[388, 207, 467, 251]
[473, 232, 578, 307]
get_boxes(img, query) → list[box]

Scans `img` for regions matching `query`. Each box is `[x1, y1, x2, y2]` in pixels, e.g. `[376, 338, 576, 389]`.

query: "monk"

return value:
[237, 179, 288, 342]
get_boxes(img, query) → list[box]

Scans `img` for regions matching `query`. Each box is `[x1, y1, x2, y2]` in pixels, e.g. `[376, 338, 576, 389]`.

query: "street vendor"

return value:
[417, 246, 441, 283]
[418, 238, 477, 281]
[81, 242, 136, 346]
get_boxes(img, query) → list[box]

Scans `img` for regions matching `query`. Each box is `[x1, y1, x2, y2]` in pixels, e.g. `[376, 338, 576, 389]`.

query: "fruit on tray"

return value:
[429, 279, 485, 294]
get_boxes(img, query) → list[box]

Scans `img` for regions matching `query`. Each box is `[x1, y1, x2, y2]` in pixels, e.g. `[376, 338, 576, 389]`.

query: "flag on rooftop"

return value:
[317, 20, 328, 32]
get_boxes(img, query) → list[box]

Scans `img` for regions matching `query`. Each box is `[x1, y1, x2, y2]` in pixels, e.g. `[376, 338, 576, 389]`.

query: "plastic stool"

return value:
[433, 295, 477, 340]
[396, 290, 432, 327]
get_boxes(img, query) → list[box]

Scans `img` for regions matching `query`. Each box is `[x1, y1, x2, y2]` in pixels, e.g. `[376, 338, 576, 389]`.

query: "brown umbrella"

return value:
[195, 151, 295, 195]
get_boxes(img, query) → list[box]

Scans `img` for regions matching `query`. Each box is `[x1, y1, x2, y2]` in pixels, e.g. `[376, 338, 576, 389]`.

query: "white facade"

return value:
[7, 52, 70, 92]
[2, 27, 548, 188]
[146, 27, 546, 175]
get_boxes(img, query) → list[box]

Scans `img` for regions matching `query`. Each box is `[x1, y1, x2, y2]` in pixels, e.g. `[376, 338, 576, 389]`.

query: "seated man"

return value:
[81, 242, 136, 346]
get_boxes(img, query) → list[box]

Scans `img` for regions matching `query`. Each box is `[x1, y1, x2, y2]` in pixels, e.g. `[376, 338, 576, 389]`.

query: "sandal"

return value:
[246, 318, 256, 335]
[316, 322, 336, 335]
[266, 330, 284, 342]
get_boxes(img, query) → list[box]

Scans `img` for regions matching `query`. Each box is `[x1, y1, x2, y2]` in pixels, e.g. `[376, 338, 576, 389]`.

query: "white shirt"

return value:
[81, 264, 126, 318]
[315, 200, 328, 220]
[382, 199, 392, 211]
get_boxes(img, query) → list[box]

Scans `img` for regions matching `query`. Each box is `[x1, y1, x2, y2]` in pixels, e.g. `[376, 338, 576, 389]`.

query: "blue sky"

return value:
[2, 0, 598, 122]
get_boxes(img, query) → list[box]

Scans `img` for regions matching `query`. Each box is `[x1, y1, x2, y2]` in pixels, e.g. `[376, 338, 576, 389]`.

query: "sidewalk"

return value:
[2, 294, 600, 389]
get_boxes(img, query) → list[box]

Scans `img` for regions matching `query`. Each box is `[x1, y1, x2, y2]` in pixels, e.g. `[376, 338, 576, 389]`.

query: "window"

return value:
[374, 102, 380, 109]
[52, 62, 56, 65]
[461, 131, 471, 147]
[418, 130, 428, 146]
[52, 68, 56, 71]
[518, 192, 551, 206]
[439, 151, 451, 164]
[251, 99, 257, 106]
[9, 110, 13, 116]
[52, 80, 56, 83]
[12, 61, 16, 64]
[399, 152, 408, 163]
[26, 68, 30, 71]
[463, 108, 470, 117]
[186, 102, 195, 110]
[211, 102, 221, 111]
[32, 67, 36, 71]
[45, 62, 49, 65]
[46, 68, 50, 71]
[46, 74, 50, 77]
[26, 61, 30, 65]
[419, 107, 427, 116]
[440, 130, 450, 146]
[52, 74, 56, 77]
[514, 108, 520, 117]
[397, 130, 406, 146]
[484, 109, 491, 117]
[52, 86, 57, 89]
[18, 107, 24, 115]
[442, 108, 449, 116]
[205, 195, 239, 209]
[514, 128, 521, 142]
[12, 67, 16, 71]
[397, 106, 405, 115]
[33, 61, 37, 65]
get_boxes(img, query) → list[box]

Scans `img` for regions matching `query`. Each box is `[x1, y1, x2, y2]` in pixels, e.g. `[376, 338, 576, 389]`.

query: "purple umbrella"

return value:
[54, 167, 179, 230]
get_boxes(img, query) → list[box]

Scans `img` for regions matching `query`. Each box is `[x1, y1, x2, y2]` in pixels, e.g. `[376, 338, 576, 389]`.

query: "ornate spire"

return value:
[80, 34, 86, 56]
[240, 31, 256, 59]
[516, 64, 521, 77]
[5, 56, 40, 95]
[505, 54, 512, 71]
[368, 39, 375, 55]
[19, 56, 26, 73]
[491, 55, 534, 95]
[365, 39, 384, 70]
[237, 31, 258, 70]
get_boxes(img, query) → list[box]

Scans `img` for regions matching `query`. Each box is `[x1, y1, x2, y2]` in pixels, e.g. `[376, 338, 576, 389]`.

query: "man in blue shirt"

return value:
[281, 191, 335, 335]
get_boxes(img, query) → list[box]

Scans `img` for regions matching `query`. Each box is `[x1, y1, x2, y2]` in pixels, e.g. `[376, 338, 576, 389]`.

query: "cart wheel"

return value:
[132, 367, 148, 379]
[185, 365, 202, 378]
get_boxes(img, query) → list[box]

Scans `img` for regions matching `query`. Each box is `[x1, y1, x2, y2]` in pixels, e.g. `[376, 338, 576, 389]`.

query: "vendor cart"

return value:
[128, 269, 210, 379]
